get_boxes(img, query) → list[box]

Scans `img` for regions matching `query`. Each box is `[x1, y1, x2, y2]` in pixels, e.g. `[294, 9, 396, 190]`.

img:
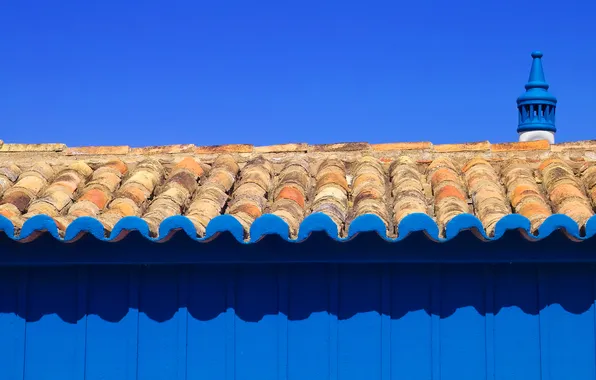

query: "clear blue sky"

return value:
[1, 1, 594, 147]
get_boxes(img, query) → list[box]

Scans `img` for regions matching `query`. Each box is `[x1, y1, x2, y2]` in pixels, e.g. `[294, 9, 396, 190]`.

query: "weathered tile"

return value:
[0, 143, 66, 152]
[254, 143, 308, 154]
[462, 157, 510, 236]
[372, 142, 432, 152]
[130, 144, 195, 155]
[0, 139, 596, 240]
[97, 159, 164, 233]
[491, 140, 550, 152]
[25, 162, 92, 222]
[501, 158, 552, 232]
[434, 141, 490, 153]
[225, 157, 273, 237]
[390, 156, 429, 231]
[427, 157, 469, 234]
[309, 142, 371, 152]
[142, 157, 203, 236]
[186, 154, 240, 236]
[311, 158, 348, 234]
[349, 156, 389, 231]
[270, 159, 310, 236]
[540, 158, 593, 226]
[65, 146, 130, 155]
[580, 164, 596, 208]
[195, 144, 253, 154]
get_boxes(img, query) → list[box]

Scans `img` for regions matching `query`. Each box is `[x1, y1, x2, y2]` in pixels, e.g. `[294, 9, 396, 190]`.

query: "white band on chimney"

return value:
[518, 130, 555, 144]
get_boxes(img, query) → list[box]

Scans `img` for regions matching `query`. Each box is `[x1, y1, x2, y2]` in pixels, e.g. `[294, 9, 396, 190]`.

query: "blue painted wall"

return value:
[1, 261, 596, 379]
[1, 232, 596, 379]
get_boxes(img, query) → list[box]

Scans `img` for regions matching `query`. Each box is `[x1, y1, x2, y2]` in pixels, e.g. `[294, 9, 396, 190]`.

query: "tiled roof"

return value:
[0, 139, 595, 243]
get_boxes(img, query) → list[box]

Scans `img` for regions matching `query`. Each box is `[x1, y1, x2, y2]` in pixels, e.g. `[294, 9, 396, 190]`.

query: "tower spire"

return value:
[517, 51, 557, 143]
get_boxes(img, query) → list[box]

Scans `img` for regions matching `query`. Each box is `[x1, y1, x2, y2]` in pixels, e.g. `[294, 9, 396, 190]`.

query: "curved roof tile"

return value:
[0, 139, 595, 242]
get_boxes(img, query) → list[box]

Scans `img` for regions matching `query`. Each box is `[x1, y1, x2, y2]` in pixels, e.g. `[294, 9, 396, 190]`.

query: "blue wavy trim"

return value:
[0, 213, 595, 244]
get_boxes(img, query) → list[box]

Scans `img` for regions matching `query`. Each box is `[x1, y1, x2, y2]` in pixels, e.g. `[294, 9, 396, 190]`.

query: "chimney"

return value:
[517, 51, 558, 143]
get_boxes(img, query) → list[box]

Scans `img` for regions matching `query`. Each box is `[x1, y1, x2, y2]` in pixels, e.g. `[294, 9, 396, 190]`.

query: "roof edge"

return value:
[1, 139, 595, 155]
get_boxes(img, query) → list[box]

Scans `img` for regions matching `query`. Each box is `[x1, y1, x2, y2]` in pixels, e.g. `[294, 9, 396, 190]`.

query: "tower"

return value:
[517, 51, 558, 143]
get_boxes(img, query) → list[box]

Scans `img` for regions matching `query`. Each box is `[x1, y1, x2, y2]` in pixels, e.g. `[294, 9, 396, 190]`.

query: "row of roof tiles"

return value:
[0, 150, 595, 240]
[0, 139, 596, 156]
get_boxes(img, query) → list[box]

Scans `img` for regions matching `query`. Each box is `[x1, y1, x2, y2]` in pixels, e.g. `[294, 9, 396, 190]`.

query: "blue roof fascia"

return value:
[0, 213, 595, 245]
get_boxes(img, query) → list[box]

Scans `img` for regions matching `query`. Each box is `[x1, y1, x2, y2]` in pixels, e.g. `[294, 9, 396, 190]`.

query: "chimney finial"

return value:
[517, 51, 557, 143]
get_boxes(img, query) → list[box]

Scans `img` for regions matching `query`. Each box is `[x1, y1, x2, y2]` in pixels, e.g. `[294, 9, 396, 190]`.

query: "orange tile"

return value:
[462, 157, 490, 173]
[491, 140, 550, 152]
[65, 146, 130, 155]
[130, 144, 195, 155]
[104, 159, 128, 175]
[110, 200, 137, 217]
[119, 185, 150, 204]
[518, 202, 551, 218]
[551, 140, 596, 153]
[316, 172, 349, 191]
[80, 188, 110, 209]
[254, 143, 308, 153]
[538, 158, 562, 172]
[434, 141, 490, 153]
[371, 142, 432, 152]
[52, 180, 78, 194]
[175, 157, 204, 177]
[430, 168, 461, 188]
[434, 184, 467, 203]
[353, 187, 384, 203]
[231, 202, 262, 219]
[549, 183, 586, 205]
[0, 143, 66, 152]
[277, 186, 306, 208]
[510, 185, 541, 207]
[0, 204, 19, 219]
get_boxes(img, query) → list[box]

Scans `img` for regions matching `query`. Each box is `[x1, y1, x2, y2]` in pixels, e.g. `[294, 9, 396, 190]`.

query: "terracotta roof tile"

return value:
[195, 144, 253, 154]
[130, 145, 195, 155]
[462, 158, 510, 236]
[427, 157, 470, 234]
[0, 143, 66, 152]
[186, 155, 239, 236]
[371, 142, 432, 152]
[390, 156, 429, 232]
[309, 142, 370, 152]
[254, 143, 308, 154]
[311, 158, 349, 234]
[1, 139, 596, 239]
[540, 158, 594, 227]
[349, 156, 389, 231]
[142, 157, 203, 235]
[434, 141, 490, 153]
[65, 146, 130, 155]
[491, 140, 550, 152]
[581, 163, 596, 209]
[98, 159, 164, 233]
[270, 159, 310, 235]
[501, 158, 552, 232]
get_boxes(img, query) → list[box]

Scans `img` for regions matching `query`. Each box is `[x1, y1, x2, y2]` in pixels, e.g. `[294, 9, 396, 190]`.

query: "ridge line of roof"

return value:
[0, 140, 596, 161]
[0, 139, 595, 156]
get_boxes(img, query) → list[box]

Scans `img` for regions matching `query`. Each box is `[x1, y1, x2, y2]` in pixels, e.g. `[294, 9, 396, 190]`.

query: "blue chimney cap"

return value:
[517, 51, 557, 133]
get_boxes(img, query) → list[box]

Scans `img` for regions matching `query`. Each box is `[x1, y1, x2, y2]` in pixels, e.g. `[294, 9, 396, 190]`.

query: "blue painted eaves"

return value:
[0, 213, 595, 243]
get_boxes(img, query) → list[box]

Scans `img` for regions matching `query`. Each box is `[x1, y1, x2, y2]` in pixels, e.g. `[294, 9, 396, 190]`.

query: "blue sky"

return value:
[1, 0, 594, 147]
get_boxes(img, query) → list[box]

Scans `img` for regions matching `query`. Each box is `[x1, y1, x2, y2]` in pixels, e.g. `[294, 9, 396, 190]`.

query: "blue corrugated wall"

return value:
[0, 230, 595, 380]
[1, 261, 596, 379]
